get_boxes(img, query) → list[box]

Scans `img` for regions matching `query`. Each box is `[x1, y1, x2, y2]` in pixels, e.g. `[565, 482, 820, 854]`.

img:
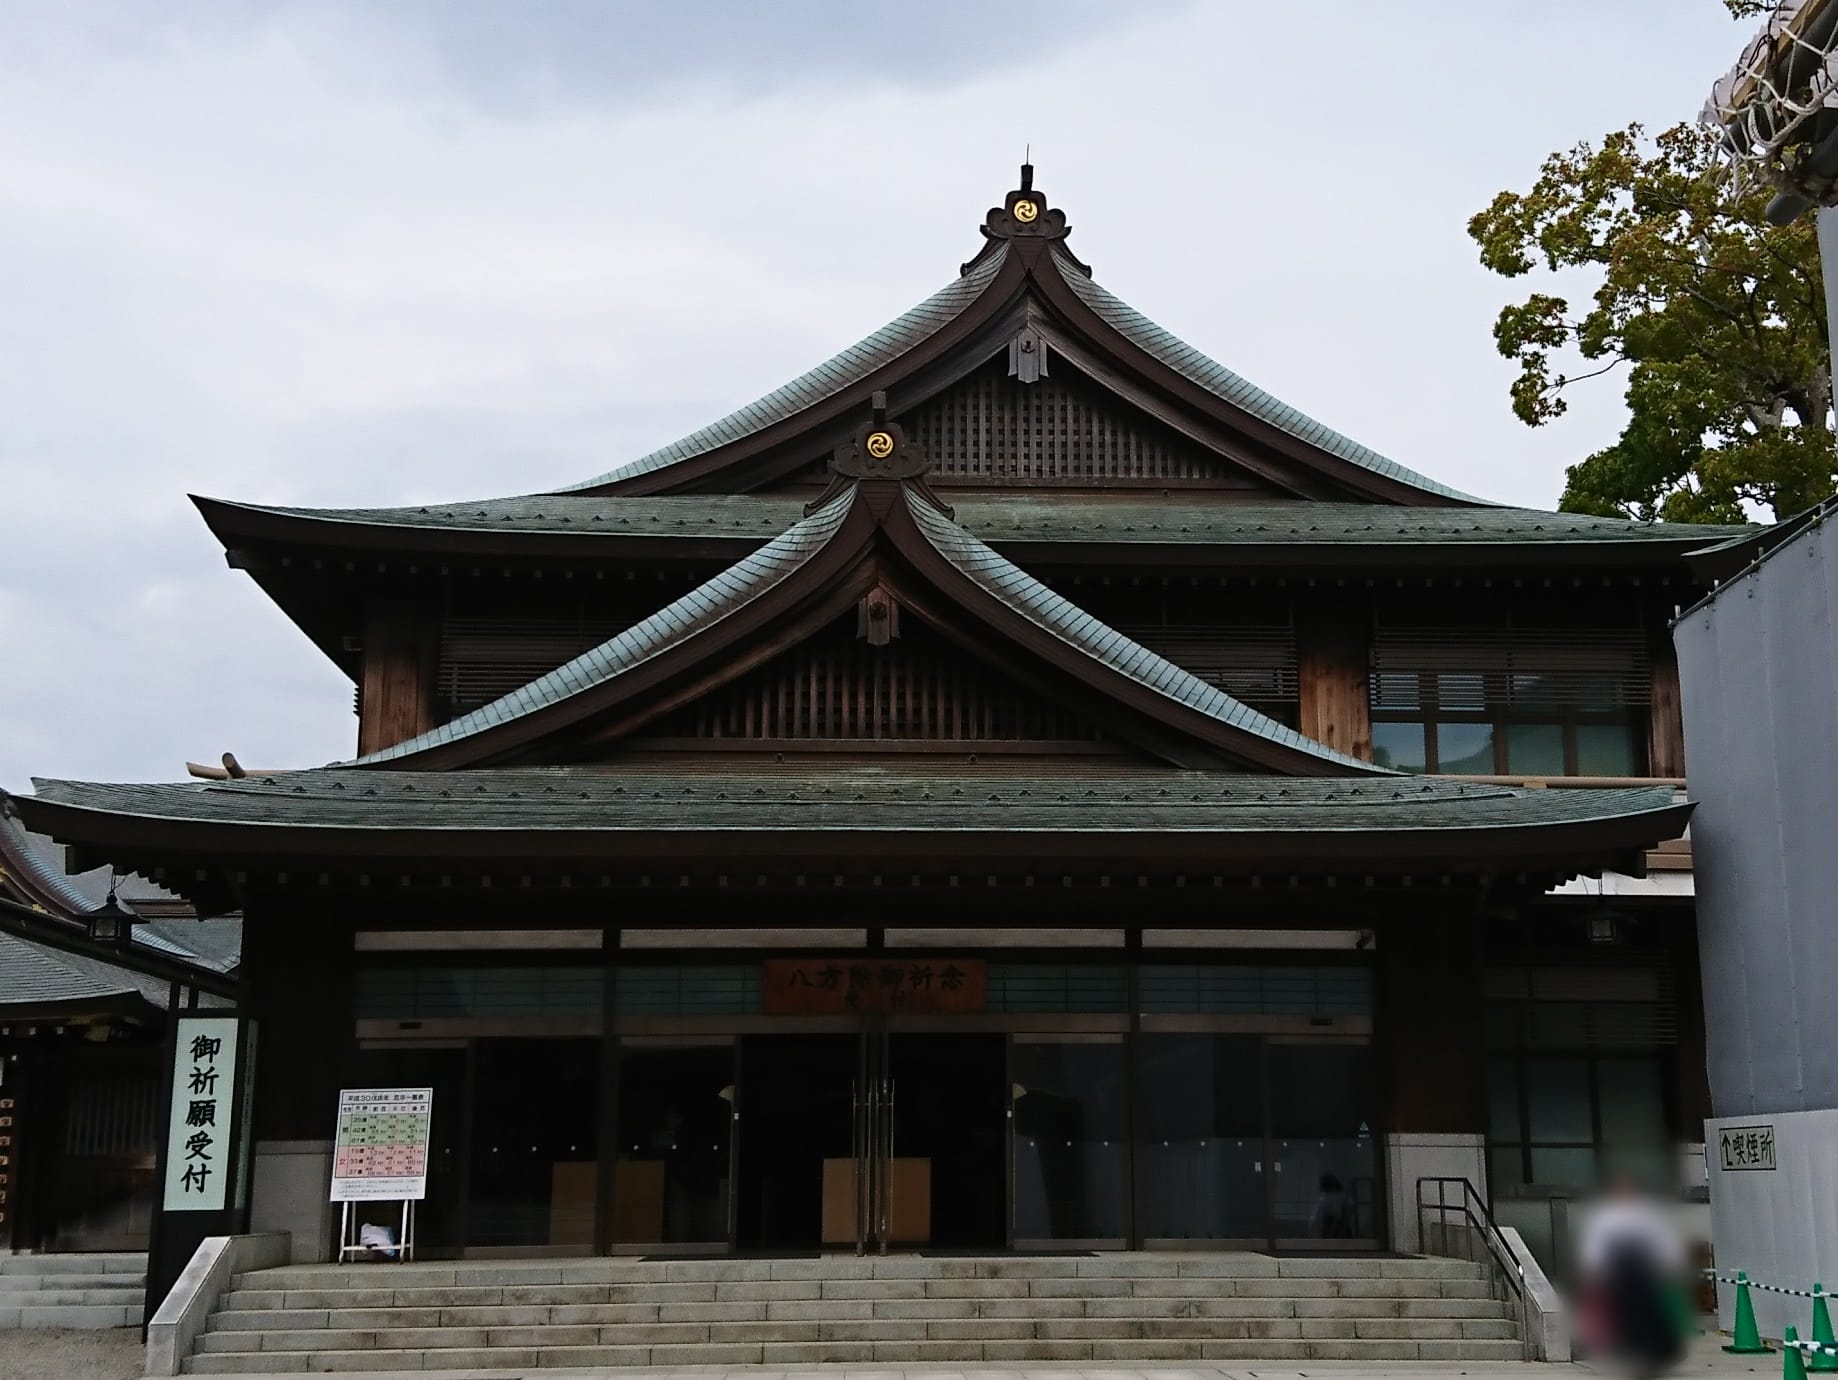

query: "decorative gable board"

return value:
[763, 358, 1285, 493]
[629, 613, 1110, 749]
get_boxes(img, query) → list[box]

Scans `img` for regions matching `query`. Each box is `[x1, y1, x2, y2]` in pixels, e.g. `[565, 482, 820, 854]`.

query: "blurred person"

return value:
[1575, 1176, 1689, 1376]
[1310, 1172, 1356, 1238]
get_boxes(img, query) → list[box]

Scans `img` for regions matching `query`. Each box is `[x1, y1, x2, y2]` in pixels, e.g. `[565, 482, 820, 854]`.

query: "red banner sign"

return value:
[764, 958, 987, 1014]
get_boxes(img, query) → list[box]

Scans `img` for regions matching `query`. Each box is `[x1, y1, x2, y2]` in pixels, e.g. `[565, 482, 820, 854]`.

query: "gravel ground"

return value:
[4, 1327, 145, 1380]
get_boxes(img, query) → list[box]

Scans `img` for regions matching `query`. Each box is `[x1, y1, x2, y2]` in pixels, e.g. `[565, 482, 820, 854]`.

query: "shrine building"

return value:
[11, 167, 1754, 1268]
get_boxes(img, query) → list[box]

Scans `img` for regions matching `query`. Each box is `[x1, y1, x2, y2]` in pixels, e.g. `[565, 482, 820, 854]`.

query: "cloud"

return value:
[0, 0, 1755, 785]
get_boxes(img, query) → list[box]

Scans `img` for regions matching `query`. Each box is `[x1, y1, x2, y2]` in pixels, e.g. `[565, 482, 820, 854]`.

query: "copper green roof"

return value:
[1049, 248, 1477, 503]
[194, 492, 1755, 552]
[559, 247, 1010, 493]
[903, 489, 1370, 770]
[346, 480, 1377, 773]
[354, 488, 859, 766]
[24, 768, 1688, 840]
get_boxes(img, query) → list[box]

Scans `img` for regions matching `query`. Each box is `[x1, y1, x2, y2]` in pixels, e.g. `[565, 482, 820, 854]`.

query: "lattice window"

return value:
[773, 360, 1264, 488]
[62, 1074, 160, 1156]
[905, 361, 1244, 484]
[1368, 624, 1651, 776]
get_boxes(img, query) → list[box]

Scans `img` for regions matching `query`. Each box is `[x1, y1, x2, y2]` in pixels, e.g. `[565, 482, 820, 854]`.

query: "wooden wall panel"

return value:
[358, 601, 437, 756]
[1296, 610, 1372, 760]
[1648, 637, 1686, 778]
[1377, 916, 1487, 1134]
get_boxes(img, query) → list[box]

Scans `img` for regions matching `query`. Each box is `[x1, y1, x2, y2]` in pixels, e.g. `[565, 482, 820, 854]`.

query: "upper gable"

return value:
[560, 166, 1483, 507]
[760, 356, 1292, 496]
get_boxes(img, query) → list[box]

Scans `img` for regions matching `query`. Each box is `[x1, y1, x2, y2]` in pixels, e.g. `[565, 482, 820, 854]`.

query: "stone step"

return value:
[216, 1274, 1494, 1313]
[0, 1302, 143, 1329]
[196, 1313, 1525, 1354]
[207, 1293, 1512, 1332]
[234, 1255, 1484, 1289]
[0, 1287, 146, 1307]
[181, 1336, 1527, 1371]
[0, 1253, 147, 1276]
[0, 1274, 146, 1293]
[209, 1297, 1512, 1336]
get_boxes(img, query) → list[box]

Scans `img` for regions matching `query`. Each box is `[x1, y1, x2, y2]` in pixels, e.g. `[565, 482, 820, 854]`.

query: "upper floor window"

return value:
[1368, 626, 1649, 776]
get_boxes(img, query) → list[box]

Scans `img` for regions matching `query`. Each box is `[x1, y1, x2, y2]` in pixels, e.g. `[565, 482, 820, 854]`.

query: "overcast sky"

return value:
[0, 1, 1758, 788]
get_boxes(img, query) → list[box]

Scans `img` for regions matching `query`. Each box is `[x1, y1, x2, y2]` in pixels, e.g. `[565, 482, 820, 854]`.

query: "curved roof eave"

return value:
[1046, 249, 1489, 505]
[349, 473, 1392, 775]
[351, 488, 859, 766]
[558, 248, 1012, 493]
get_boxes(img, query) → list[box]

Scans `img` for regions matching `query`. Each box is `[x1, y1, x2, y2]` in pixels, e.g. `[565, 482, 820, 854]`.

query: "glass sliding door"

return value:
[1135, 1032, 1267, 1245]
[1134, 1031, 1379, 1248]
[1010, 1035, 1128, 1248]
[466, 1038, 601, 1253]
[1267, 1038, 1380, 1248]
[612, 1038, 735, 1252]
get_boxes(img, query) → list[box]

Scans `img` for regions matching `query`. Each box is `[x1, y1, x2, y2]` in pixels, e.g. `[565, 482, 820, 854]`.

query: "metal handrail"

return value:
[1417, 1176, 1526, 1302]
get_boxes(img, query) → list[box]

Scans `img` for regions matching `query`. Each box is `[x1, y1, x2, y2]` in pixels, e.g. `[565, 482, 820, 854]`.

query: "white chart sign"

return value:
[162, 1017, 241, 1211]
[330, 1088, 433, 1202]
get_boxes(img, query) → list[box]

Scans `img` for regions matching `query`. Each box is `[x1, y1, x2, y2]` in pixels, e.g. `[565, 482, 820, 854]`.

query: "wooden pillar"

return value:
[1297, 603, 1372, 760]
[357, 600, 437, 756]
[244, 904, 354, 1143]
[1647, 636, 1686, 779]
[1376, 913, 1488, 1135]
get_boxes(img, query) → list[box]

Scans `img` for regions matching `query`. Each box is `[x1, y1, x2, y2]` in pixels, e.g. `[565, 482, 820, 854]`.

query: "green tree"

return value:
[1469, 116, 1836, 522]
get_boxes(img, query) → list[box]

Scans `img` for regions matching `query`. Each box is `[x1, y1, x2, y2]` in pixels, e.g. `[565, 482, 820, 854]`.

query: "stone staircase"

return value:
[183, 1253, 1521, 1372]
[0, 1251, 147, 1328]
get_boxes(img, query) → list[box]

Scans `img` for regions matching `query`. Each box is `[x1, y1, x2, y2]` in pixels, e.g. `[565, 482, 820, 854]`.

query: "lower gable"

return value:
[617, 613, 1102, 757]
[618, 614, 1112, 755]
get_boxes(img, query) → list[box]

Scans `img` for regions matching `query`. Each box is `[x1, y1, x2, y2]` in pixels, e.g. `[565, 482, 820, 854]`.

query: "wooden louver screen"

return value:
[657, 637, 1103, 743]
[1484, 963, 1679, 1048]
[438, 616, 627, 714]
[1369, 626, 1651, 710]
[1116, 623, 1298, 713]
[899, 362, 1237, 484]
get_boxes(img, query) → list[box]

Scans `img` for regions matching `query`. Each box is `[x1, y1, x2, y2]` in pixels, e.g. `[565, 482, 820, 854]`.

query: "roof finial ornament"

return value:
[962, 161, 1089, 277]
[805, 390, 953, 519]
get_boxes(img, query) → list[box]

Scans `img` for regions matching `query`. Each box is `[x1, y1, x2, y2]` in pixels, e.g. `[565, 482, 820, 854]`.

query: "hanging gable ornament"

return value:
[804, 391, 953, 518]
[962, 162, 1091, 277]
[1007, 324, 1049, 384]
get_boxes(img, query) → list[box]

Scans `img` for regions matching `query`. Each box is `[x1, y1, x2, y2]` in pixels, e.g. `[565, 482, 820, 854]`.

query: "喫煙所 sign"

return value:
[1718, 1123, 1777, 1171]
[764, 958, 986, 1014]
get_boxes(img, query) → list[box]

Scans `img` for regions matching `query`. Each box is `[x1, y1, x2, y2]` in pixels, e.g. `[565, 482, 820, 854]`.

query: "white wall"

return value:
[1705, 1109, 1838, 1341]
[1386, 1133, 1486, 1254]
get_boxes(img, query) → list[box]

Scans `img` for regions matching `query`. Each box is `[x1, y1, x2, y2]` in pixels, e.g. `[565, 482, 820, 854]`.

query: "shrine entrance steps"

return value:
[0, 1252, 147, 1328]
[180, 1253, 1523, 1372]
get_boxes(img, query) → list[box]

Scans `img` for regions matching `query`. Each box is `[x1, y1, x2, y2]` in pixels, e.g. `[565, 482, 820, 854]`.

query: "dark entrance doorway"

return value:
[735, 1031, 1005, 1252]
[888, 1033, 1005, 1249]
[735, 1034, 854, 1250]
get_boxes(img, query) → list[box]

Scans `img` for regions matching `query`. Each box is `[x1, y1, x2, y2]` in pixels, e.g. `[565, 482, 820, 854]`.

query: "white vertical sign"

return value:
[162, 1017, 240, 1211]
